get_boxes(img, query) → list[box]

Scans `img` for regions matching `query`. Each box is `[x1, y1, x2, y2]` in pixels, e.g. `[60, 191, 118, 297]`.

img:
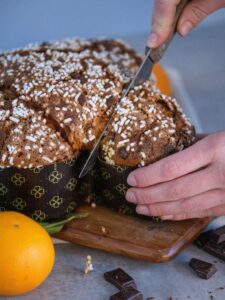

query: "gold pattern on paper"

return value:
[115, 183, 128, 196]
[11, 173, 26, 186]
[48, 170, 63, 184]
[31, 186, 45, 199]
[102, 189, 114, 200]
[65, 178, 77, 191]
[49, 195, 64, 208]
[12, 197, 27, 210]
[32, 210, 47, 222]
[0, 183, 8, 196]
[65, 201, 77, 213]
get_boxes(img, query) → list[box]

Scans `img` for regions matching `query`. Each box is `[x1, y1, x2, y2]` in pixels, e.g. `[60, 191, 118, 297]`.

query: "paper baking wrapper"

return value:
[94, 134, 197, 218]
[0, 156, 81, 222]
[0, 150, 162, 221]
[94, 157, 161, 221]
[76, 151, 103, 205]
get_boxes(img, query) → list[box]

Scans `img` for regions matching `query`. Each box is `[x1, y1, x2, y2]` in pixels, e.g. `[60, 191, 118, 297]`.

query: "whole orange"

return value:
[0, 211, 55, 296]
[152, 64, 172, 96]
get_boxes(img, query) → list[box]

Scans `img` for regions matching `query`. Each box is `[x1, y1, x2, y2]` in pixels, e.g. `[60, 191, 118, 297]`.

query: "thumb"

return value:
[148, 0, 181, 48]
[178, 0, 225, 36]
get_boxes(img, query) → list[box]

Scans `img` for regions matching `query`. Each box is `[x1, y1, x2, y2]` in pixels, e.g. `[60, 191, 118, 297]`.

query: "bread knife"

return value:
[79, 0, 189, 178]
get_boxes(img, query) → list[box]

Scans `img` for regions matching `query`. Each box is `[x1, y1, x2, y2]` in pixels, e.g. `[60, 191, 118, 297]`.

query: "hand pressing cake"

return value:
[0, 38, 195, 219]
[97, 79, 194, 215]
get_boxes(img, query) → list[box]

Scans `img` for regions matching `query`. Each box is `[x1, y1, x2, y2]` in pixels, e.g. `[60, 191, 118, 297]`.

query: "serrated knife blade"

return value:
[79, 0, 189, 178]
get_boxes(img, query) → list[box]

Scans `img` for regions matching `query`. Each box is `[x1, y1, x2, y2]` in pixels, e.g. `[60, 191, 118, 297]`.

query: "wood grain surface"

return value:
[54, 205, 209, 262]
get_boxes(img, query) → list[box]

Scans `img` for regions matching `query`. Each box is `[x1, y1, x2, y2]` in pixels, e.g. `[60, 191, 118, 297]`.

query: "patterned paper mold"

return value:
[75, 151, 102, 206]
[94, 157, 162, 221]
[0, 157, 81, 221]
[94, 157, 136, 215]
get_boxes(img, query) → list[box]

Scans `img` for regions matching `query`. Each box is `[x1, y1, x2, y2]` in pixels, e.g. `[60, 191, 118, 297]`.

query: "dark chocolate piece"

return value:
[109, 287, 143, 300]
[210, 226, 225, 244]
[106, 95, 115, 107]
[118, 147, 129, 160]
[194, 230, 213, 248]
[104, 268, 137, 290]
[70, 71, 81, 79]
[203, 240, 225, 262]
[195, 226, 225, 249]
[104, 82, 112, 89]
[78, 93, 86, 106]
[189, 258, 217, 279]
[70, 71, 87, 83]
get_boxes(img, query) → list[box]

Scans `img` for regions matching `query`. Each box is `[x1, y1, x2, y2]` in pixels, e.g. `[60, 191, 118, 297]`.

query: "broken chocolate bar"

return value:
[210, 226, 225, 244]
[110, 286, 143, 300]
[189, 258, 217, 279]
[194, 230, 213, 248]
[204, 240, 225, 262]
[104, 268, 137, 290]
[195, 226, 225, 249]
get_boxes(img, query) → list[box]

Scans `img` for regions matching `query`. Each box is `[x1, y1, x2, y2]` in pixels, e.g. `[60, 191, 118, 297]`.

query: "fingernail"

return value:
[180, 21, 193, 36]
[127, 173, 137, 186]
[126, 191, 137, 203]
[148, 32, 158, 48]
[161, 215, 174, 220]
[136, 205, 149, 215]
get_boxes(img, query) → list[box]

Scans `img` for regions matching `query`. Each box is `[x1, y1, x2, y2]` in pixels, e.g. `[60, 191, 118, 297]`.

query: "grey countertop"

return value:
[3, 239, 225, 300]
[1, 22, 225, 300]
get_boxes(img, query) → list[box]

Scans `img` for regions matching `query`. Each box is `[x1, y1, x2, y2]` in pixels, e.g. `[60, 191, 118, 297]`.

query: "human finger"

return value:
[148, 0, 181, 47]
[136, 189, 225, 217]
[127, 136, 213, 188]
[177, 0, 225, 36]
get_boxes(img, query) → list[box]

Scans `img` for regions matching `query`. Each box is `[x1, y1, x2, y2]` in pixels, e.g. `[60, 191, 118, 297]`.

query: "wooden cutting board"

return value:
[54, 204, 209, 262]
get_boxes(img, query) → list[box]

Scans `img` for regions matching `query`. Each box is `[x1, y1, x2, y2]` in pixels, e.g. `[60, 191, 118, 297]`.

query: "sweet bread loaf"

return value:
[0, 39, 142, 168]
[0, 38, 195, 220]
[0, 99, 76, 168]
[100, 80, 195, 167]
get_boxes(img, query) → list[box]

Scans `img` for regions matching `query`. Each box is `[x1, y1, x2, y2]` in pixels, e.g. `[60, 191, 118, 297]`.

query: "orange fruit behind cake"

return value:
[152, 64, 172, 96]
[0, 211, 55, 296]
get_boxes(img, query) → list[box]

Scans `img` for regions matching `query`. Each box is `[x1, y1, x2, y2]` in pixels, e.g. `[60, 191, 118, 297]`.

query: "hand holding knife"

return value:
[79, 0, 189, 178]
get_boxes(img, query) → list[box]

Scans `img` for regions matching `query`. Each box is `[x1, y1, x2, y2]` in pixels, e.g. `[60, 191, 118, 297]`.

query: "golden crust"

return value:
[100, 80, 195, 167]
[0, 38, 194, 169]
[0, 39, 141, 168]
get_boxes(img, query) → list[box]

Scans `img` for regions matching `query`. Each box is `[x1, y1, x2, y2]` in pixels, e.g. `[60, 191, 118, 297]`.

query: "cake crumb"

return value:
[85, 255, 93, 274]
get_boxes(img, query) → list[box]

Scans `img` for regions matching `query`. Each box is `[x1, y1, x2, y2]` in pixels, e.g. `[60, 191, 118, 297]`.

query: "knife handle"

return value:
[148, 0, 190, 63]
